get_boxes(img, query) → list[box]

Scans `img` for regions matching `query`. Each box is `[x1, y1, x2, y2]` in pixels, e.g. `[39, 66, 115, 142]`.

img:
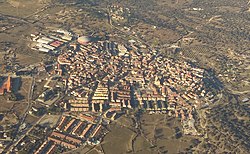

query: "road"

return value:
[227, 88, 250, 95]
[6, 114, 46, 154]
[0, 13, 30, 24]
[5, 77, 35, 153]
[18, 76, 35, 126]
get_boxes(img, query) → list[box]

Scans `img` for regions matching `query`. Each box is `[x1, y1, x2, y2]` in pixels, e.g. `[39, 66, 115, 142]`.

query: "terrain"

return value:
[0, 0, 249, 153]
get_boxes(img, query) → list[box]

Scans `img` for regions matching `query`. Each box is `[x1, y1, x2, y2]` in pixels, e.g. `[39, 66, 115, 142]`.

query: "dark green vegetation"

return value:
[201, 94, 250, 153]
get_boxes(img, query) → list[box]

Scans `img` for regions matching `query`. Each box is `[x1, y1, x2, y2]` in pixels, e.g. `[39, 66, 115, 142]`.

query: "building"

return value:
[0, 75, 11, 95]
[78, 36, 90, 45]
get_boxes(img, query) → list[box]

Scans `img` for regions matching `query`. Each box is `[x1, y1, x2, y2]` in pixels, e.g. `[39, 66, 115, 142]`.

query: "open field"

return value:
[0, 112, 18, 125]
[0, 97, 15, 112]
[0, 0, 50, 17]
[0, 76, 31, 128]
[38, 114, 60, 128]
[12, 102, 28, 117]
[100, 113, 198, 154]
[102, 124, 136, 154]
[64, 145, 92, 154]
[25, 114, 40, 125]
[133, 136, 152, 154]
[155, 0, 193, 8]
[16, 52, 45, 66]
[131, 22, 181, 46]
[18, 77, 32, 101]
[140, 114, 198, 153]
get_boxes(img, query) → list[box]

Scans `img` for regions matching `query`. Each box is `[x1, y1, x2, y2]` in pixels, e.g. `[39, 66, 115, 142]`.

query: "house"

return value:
[0, 76, 11, 95]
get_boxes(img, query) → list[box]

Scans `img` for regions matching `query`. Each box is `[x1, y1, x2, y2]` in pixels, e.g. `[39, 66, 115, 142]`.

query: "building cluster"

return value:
[56, 38, 216, 135]
[0, 76, 11, 95]
[34, 114, 104, 153]
[129, 52, 211, 135]
[109, 5, 131, 21]
[9, 29, 218, 154]
[60, 41, 132, 111]
[30, 29, 73, 54]
[12, 125, 50, 153]
[134, 58, 206, 116]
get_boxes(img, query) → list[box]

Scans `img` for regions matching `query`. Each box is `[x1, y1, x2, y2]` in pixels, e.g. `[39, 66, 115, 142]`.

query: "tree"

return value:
[8, 92, 17, 101]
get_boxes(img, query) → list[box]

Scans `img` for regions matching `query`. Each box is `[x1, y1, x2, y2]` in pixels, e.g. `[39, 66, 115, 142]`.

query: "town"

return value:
[1, 0, 250, 153]
[0, 27, 219, 153]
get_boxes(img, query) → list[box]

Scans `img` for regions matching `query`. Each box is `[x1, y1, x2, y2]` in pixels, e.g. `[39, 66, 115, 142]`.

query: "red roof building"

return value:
[0, 76, 11, 95]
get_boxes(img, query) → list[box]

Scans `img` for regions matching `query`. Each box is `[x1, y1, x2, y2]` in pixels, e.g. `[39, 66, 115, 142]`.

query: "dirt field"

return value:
[102, 124, 136, 154]
[133, 136, 152, 154]
[131, 22, 181, 45]
[155, 0, 193, 8]
[0, 112, 18, 125]
[86, 148, 99, 154]
[39, 114, 60, 128]
[0, 76, 31, 126]
[140, 114, 198, 153]
[16, 52, 44, 66]
[0, 96, 15, 112]
[100, 113, 198, 154]
[0, 0, 49, 18]
[12, 102, 28, 117]
[25, 114, 40, 125]
[64, 145, 92, 154]
[18, 77, 32, 101]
